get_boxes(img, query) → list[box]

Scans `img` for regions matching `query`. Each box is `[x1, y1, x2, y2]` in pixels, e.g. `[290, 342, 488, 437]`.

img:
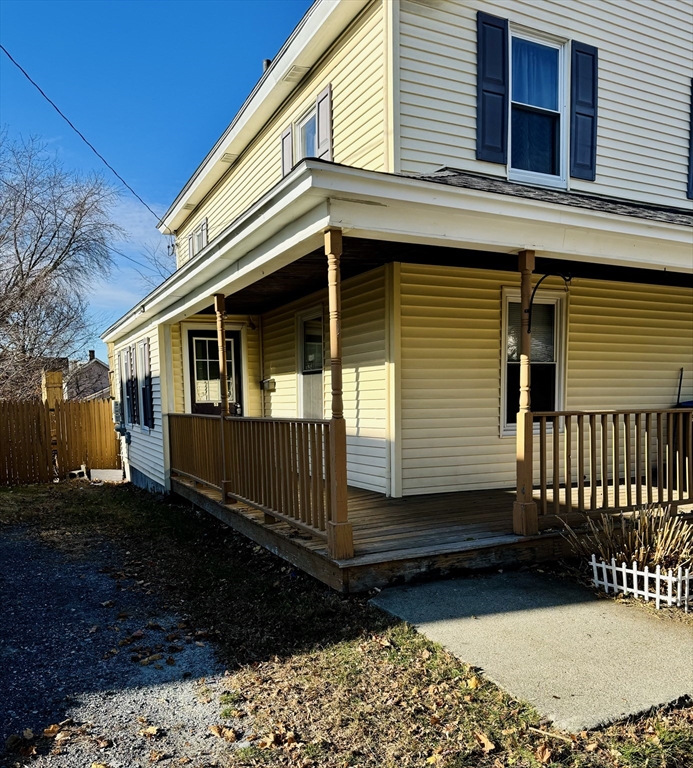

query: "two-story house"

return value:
[103, 0, 693, 592]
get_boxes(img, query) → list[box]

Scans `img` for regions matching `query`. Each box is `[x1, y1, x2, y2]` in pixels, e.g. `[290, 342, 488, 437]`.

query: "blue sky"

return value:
[0, 0, 311, 361]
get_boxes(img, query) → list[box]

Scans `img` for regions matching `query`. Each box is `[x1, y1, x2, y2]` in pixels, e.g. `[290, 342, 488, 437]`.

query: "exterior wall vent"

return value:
[282, 65, 310, 83]
[221, 153, 238, 163]
[182, 203, 195, 210]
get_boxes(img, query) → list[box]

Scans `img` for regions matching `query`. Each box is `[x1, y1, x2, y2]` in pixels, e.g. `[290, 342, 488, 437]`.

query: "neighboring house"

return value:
[103, 0, 693, 590]
[64, 351, 110, 401]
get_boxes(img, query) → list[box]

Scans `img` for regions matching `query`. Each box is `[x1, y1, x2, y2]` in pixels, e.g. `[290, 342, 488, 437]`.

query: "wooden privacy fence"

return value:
[532, 409, 693, 516]
[169, 414, 334, 540]
[0, 399, 120, 485]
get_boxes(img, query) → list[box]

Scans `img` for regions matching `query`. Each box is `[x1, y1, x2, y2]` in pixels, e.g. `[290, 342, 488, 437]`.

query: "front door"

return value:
[188, 329, 243, 415]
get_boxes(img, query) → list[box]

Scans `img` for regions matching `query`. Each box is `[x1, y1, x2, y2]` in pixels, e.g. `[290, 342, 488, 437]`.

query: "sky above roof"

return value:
[0, 0, 312, 360]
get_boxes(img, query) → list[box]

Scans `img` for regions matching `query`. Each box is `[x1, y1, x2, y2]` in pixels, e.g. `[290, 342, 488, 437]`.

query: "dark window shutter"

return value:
[316, 84, 333, 161]
[687, 78, 693, 199]
[281, 125, 293, 176]
[570, 41, 598, 181]
[130, 345, 140, 425]
[142, 338, 154, 428]
[476, 11, 508, 164]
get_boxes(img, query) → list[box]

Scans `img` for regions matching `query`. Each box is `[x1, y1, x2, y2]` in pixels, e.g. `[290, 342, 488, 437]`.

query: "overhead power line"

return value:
[0, 43, 164, 226]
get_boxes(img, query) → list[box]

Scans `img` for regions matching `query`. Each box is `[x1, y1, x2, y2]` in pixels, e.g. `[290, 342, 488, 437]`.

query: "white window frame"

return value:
[296, 307, 324, 419]
[500, 286, 567, 437]
[507, 27, 568, 190]
[295, 107, 317, 162]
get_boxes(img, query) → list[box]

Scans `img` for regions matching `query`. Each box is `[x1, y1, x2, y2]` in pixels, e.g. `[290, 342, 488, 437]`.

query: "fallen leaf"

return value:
[209, 725, 224, 739]
[19, 744, 37, 757]
[585, 742, 599, 752]
[89, 626, 99, 634]
[139, 726, 159, 738]
[91, 764, 109, 768]
[166, 656, 176, 665]
[150, 751, 165, 763]
[55, 732, 70, 743]
[501, 727, 517, 736]
[467, 676, 480, 689]
[43, 724, 60, 738]
[475, 731, 495, 753]
[22, 729, 34, 740]
[535, 744, 552, 764]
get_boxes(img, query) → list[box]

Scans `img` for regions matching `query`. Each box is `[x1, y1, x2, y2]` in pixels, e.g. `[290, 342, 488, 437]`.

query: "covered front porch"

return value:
[160, 228, 692, 590]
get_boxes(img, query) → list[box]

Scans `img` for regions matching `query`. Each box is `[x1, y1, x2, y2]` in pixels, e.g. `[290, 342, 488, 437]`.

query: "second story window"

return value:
[281, 84, 333, 177]
[187, 218, 208, 261]
[510, 34, 565, 185]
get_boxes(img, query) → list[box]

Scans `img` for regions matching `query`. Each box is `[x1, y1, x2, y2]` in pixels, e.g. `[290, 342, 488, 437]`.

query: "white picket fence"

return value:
[591, 554, 691, 612]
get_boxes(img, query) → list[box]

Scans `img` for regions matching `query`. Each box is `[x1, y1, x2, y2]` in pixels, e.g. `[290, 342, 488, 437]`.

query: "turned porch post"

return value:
[214, 293, 234, 503]
[513, 250, 539, 535]
[325, 228, 354, 559]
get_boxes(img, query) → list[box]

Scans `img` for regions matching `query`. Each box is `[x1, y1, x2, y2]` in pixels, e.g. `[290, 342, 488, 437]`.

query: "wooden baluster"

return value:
[540, 416, 547, 515]
[291, 422, 300, 520]
[613, 413, 620, 509]
[578, 414, 585, 512]
[687, 412, 693, 501]
[553, 415, 560, 515]
[316, 424, 325, 530]
[667, 412, 675, 503]
[590, 413, 597, 510]
[635, 413, 642, 507]
[310, 423, 320, 530]
[565, 414, 572, 515]
[601, 413, 609, 509]
[323, 423, 332, 530]
[645, 413, 653, 504]
[678, 411, 685, 503]
[624, 413, 632, 508]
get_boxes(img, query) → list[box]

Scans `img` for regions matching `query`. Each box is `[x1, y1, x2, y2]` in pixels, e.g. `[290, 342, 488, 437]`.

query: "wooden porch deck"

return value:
[172, 478, 571, 592]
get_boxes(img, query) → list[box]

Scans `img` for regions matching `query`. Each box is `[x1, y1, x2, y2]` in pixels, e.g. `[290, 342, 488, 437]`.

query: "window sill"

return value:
[508, 169, 567, 190]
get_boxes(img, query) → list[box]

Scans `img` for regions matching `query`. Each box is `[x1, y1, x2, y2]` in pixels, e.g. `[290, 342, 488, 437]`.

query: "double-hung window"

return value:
[297, 109, 318, 161]
[476, 12, 598, 184]
[509, 33, 566, 186]
[187, 219, 208, 261]
[502, 289, 564, 435]
[281, 84, 333, 176]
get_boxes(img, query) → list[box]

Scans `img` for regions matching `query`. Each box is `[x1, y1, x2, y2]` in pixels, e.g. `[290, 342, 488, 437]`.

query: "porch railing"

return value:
[168, 414, 336, 543]
[223, 417, 332, 537]
[532, 408, 693, 517]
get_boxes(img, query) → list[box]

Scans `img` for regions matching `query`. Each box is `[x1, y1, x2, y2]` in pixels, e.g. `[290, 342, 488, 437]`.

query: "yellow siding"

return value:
[170, 323, 184, 413]
[399, 264, 693, 496]
[168, 315, 262, 417]
[262, 267, 389, 492]
[398, 0, 693, 207]
[176, 0, 386, 265]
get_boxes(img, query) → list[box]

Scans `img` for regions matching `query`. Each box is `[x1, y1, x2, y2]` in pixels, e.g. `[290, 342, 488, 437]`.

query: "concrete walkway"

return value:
[372, 571, 693, 732]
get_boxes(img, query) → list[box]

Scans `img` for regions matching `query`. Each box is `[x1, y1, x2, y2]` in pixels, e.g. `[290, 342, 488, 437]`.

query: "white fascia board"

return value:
[307, 165, 693, 271]
[104, 166, 324, 342]
[159, 0, 369, 234]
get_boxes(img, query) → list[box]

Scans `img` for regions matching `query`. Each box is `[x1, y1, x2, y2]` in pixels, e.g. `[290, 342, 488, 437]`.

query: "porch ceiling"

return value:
[196, 236, 693, 316]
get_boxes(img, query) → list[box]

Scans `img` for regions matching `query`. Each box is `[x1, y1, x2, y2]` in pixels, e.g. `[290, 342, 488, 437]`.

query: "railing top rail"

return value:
[167, 413, 331, 425]
[224, 416, 331, 425]
[533, 408, 693, 417]
[168, 413, 220, 420]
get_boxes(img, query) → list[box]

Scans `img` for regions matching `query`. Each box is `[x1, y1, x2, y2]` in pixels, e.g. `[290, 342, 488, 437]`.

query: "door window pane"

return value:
[193, 336, 237, 404]
[302, 317, 323, 373]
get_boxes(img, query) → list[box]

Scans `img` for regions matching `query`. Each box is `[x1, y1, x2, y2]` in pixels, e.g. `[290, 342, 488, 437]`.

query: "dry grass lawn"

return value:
[1, 482, 691, 767]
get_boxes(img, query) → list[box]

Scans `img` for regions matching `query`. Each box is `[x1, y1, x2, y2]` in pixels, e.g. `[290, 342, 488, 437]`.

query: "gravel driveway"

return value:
[1, 527, 238, 767]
